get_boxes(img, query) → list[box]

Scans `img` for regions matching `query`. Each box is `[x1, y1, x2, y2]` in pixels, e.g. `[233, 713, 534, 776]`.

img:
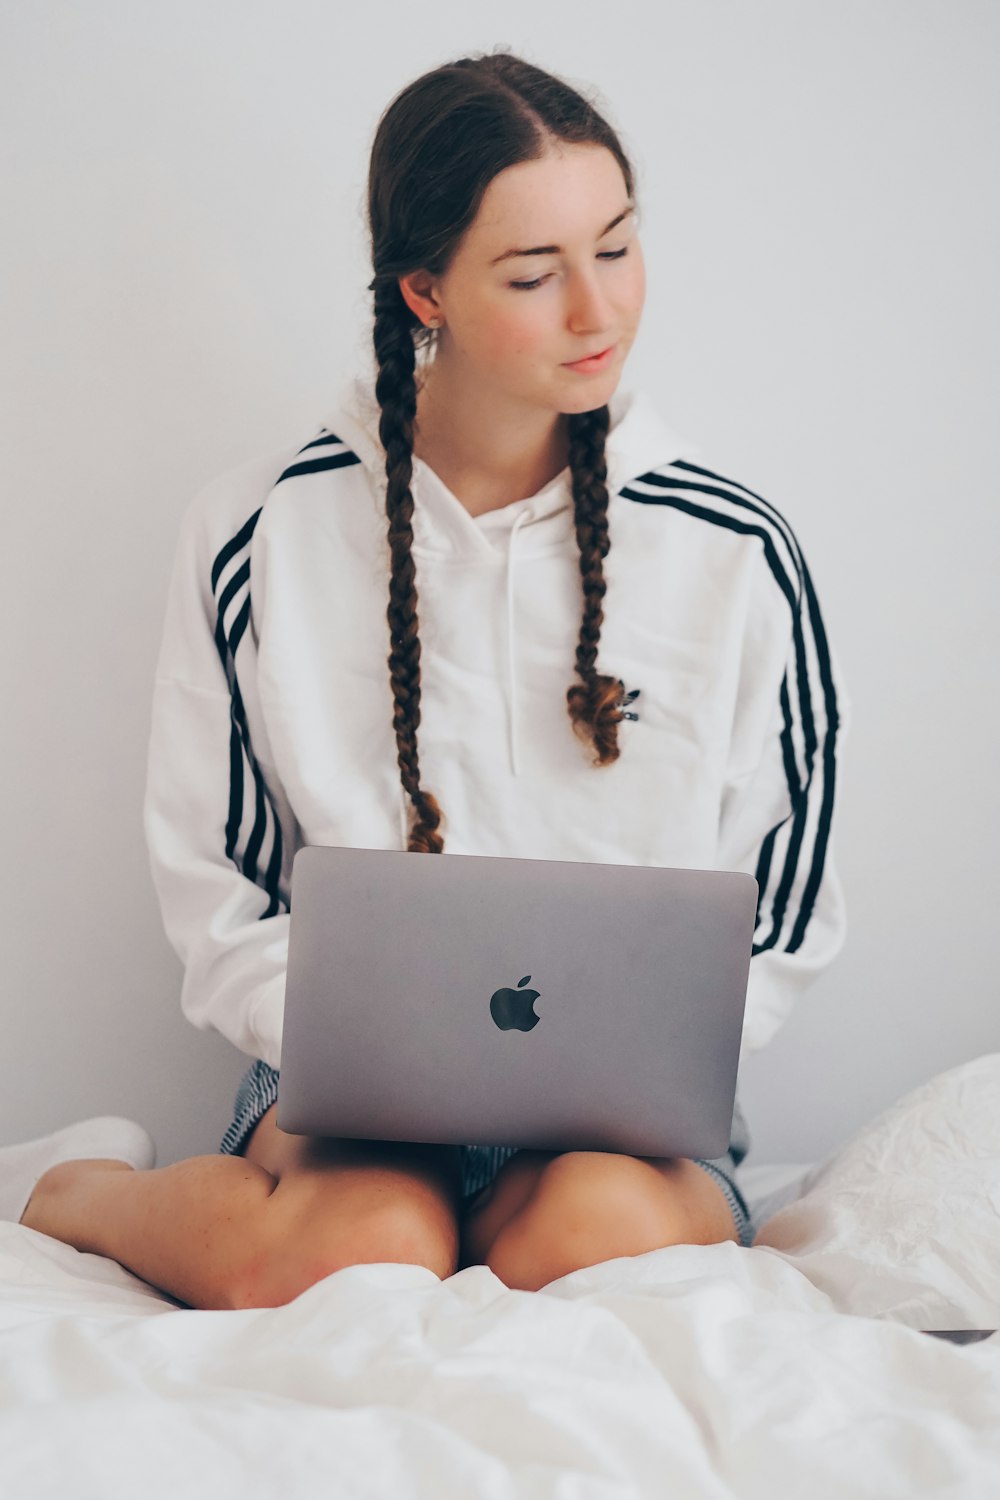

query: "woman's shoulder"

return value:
[182, 418, 372, 554]
[612, 403, 808, 622]
[179, 440, 305, 548]
[627, 451, 806, 580]
[613, 388, 798, 531]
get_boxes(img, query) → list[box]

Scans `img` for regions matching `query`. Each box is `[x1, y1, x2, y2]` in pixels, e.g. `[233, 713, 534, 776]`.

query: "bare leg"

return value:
[20, 1155, 279, 1310]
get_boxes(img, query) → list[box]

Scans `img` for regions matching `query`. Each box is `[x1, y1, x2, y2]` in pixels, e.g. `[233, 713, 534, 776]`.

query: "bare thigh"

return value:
[460, 1149, 740, 1269]
[237, 1104, 464, 1298]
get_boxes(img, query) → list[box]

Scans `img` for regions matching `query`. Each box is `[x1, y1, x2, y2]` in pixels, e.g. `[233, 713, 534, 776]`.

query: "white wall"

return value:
[2, 0, 997, 1169]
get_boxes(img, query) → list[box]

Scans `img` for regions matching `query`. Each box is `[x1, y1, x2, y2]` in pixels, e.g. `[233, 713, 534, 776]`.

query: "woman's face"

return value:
[403, 143, 646, 417]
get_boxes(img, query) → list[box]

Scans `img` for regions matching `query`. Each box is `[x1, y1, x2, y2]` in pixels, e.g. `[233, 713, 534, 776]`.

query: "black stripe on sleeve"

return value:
[783, 548, 841, 952]
[273, 429, 362, 486]
[619, 461, 843, 959]
[203, 426, 363, 922]
[209, 515, 285, 922]
[210, 510, 260, 595]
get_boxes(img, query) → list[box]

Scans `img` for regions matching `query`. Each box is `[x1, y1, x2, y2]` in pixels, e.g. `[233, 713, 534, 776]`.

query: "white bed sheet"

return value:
[2, 1055, 999, 1499]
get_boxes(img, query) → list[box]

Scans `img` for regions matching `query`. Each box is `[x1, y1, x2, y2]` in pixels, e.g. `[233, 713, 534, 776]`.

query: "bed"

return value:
[2, 1054, 998, 1498]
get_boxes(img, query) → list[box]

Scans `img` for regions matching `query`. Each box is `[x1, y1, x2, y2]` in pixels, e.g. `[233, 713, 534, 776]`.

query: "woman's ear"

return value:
[398, 271, 443, 328]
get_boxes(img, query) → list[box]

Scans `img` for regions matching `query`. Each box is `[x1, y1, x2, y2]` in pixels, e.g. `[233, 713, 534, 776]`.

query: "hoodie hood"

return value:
[322, 361, 701, 775]
[325, 361, 700, 559]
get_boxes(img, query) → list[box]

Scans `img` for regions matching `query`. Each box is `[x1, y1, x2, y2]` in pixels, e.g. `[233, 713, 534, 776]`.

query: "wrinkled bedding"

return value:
[2, 1055, 999, 1499]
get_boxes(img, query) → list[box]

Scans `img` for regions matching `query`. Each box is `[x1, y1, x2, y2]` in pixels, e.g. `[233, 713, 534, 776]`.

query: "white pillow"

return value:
[752, 1052, 1000, 1329]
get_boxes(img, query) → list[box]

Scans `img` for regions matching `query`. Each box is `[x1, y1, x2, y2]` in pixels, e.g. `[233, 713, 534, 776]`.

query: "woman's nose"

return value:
[566, 270, 614, 334]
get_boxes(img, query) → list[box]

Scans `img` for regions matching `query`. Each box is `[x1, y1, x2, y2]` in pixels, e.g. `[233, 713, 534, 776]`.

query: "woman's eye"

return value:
[509, 245, 631, 292]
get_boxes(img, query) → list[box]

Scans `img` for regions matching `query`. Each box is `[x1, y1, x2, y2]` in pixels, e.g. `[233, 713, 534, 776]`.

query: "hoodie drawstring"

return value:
[506, 510, 531, 777]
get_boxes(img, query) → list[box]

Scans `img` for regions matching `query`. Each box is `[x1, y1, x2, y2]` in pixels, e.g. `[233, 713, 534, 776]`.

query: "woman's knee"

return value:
[488, 1151, 739, 1283]
[228, 1176, 461, 1309]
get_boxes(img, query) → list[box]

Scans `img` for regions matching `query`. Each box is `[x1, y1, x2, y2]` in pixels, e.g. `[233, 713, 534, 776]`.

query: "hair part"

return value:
[367, 49, 637, 853]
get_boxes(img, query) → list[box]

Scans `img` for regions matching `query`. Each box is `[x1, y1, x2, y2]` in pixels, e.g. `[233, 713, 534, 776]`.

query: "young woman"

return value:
[2, 51, 848, 1305]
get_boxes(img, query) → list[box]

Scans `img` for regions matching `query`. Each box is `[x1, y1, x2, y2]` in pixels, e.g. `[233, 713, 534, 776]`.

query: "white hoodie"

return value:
[143, 366, 850, 1121]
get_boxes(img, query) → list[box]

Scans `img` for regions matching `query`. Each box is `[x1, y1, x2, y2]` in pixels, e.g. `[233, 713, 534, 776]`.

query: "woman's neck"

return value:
[412, 356, 570, 517]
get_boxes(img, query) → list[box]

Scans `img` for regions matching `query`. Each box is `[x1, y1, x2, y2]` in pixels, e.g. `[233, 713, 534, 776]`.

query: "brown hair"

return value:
[367, 50, 637, 853]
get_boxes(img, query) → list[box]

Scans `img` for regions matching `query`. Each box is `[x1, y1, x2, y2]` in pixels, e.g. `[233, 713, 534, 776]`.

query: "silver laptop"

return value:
[275, 845, 757, 1160]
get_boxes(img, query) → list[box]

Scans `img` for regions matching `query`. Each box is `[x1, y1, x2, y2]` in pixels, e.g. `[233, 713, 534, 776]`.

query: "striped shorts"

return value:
[219, 1059, 756, 1249]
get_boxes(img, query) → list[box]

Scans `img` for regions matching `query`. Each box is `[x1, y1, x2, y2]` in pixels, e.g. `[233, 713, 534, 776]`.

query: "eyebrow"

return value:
[489, 204, 635, 265]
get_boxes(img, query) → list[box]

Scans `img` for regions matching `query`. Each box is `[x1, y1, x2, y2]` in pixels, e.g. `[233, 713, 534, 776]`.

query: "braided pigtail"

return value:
[565, 404, 633, 765]
[371, 278, 445, 854]
[366, 48, 642, 846]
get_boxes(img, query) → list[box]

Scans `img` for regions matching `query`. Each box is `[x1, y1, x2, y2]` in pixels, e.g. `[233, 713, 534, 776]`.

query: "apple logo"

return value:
[490, 974, 541, 1032]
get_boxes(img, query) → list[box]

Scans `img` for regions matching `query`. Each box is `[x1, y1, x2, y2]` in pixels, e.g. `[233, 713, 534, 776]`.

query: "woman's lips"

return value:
[562, 343, 617, 373]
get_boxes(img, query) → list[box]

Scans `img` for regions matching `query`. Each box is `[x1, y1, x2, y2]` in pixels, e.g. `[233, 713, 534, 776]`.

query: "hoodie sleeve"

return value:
[716, 524, 851, 1063]
[143, 460, 302, 1071]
